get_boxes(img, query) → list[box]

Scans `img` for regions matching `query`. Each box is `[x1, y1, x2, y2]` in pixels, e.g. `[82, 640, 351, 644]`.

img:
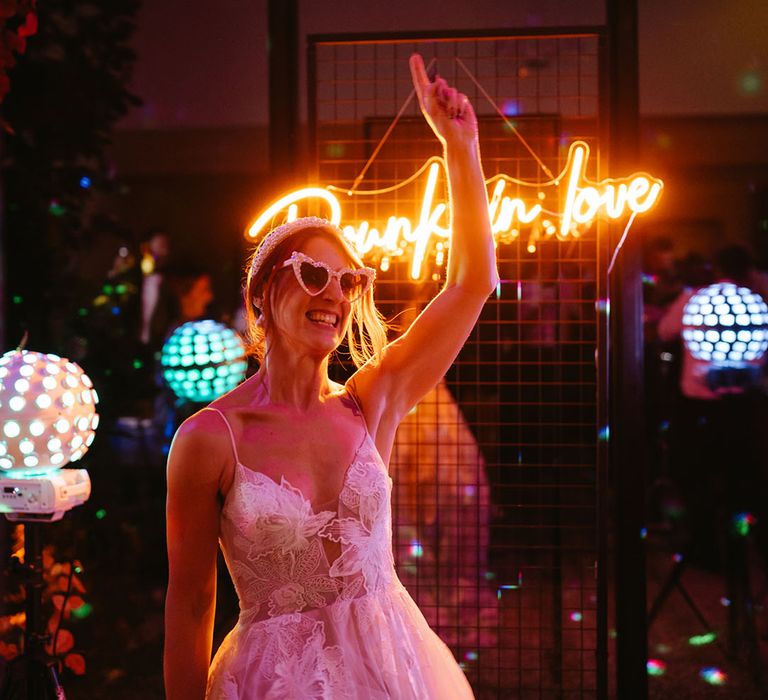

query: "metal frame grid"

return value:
[308, 29, 607, 699]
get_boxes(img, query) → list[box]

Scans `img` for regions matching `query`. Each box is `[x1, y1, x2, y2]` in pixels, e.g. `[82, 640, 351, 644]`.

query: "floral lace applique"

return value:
[262, 616, 351, 700]
[222, 469, 343, 617]
[240, 537, 342, 617]
[238, 473, 337, 558]
[320, 459, 394, 594]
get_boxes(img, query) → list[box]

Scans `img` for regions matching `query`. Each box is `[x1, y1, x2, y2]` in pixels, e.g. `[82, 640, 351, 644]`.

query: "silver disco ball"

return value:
[682, 283, 768, 365]
[0, 350, 99, 475]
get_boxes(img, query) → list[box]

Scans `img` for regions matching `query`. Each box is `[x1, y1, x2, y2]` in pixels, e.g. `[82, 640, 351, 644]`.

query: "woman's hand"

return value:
[409, 53, 478, 150]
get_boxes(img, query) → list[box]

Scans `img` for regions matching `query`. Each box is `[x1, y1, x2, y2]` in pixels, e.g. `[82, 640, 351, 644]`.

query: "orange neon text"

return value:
[247, 141, 663, 279]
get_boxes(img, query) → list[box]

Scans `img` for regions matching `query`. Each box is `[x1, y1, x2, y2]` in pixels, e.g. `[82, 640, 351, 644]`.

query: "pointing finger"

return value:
[409, 53, 430, 98]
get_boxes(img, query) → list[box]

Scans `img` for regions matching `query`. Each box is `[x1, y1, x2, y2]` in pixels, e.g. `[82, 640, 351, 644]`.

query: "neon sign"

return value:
[247, 141, 663, 279]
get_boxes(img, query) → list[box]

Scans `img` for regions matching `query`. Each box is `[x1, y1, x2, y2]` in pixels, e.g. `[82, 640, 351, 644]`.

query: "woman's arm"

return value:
[352, 54, 498, 437]
[164, 411, 229, 700]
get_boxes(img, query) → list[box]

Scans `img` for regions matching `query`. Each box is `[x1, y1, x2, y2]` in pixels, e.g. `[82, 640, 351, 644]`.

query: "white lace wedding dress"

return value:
[205, 408, 475, 699]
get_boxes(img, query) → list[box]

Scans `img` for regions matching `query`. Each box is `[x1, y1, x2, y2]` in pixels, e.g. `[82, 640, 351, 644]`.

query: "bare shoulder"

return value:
[167, 408, 231, 490]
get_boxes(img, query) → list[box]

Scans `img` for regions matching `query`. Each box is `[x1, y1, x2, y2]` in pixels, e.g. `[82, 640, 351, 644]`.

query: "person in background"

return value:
[153, 266, 216, 445]
[643, 235, 682, 344]
[659, 244, 768, 571]
[659, 245, 764, 400]
[165, 266, 215, 330]
[389, 290, 497, 653]
[139, 230, 173, 348]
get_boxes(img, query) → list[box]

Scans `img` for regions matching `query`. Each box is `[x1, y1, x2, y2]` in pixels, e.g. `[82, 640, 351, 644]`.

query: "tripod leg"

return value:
[727, 530, 763, 686]
[648, 559, 685, 624]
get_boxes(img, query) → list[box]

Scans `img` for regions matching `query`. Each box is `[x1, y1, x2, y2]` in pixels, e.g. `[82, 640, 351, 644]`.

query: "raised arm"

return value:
[164, 411, 228, 699]
[352, 54, 498, 444]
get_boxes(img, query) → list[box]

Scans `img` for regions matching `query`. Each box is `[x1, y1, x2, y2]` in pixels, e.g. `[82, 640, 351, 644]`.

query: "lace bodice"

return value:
[211, 408, 395, 626]
[205, 407, 476, 700]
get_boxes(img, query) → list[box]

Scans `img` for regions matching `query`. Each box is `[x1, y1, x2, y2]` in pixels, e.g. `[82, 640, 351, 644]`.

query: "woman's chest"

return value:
[228, 412, 366, 506]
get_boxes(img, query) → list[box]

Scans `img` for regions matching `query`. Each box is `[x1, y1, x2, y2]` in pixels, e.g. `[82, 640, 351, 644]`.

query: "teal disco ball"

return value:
[160, 321, 248, 402]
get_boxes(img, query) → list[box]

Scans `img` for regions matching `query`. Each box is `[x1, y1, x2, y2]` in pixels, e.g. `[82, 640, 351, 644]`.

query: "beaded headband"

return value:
[248, 217, 361, 283]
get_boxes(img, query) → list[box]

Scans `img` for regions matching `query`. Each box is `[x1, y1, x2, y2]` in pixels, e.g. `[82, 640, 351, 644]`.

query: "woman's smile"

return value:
[306, 309, 339, 328]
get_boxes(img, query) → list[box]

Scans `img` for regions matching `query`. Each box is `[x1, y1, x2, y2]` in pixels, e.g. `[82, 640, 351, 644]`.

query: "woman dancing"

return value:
[164, 53, 497, 699]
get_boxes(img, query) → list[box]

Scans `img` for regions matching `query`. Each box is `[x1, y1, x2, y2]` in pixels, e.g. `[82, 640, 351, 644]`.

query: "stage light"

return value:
[682, 283, 768, 364]
[0, 350, 99, 476]
[160, 320, 248, 403]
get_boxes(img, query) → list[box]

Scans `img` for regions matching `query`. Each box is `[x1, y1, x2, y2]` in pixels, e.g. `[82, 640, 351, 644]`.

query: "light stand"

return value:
[0, 348, 99, 700]
[1, 522, 66, 700]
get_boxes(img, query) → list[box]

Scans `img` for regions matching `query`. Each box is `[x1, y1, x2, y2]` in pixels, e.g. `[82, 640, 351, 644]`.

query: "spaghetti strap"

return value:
[204, 407, 240, 465]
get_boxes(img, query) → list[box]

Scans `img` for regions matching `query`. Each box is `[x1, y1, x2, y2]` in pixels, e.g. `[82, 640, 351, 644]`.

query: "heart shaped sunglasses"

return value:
[281, 251, 376, 302]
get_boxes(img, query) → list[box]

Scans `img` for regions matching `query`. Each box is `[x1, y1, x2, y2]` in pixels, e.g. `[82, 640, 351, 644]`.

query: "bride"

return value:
[164, 53, 498, 699]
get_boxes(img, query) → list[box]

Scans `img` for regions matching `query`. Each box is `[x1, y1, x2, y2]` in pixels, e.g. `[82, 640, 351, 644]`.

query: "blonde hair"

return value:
[244, 223, 388, 368]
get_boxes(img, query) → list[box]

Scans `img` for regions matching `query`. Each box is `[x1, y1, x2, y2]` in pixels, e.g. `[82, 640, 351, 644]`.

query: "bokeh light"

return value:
[646, 659, 666, 677]
[732, 511, 757, 537]
[682, 283, 768, 363]
[0, 350, 99, 475]
[740, 70, 762, 95]
[688, 631, 716, 647]
[160, 320, 248, 403]
[699, 667, 727, 686]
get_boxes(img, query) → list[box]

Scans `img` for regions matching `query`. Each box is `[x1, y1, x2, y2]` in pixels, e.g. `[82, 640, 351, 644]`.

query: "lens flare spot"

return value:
[688, 632, 716, 646]
[699, 667, 726, 686]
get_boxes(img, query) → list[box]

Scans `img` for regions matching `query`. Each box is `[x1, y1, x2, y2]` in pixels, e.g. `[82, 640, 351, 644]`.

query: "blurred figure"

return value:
[166, 267, 214, 328]
[643, 235, 682, 343]
[153, 266, 216, 445]
[659, 244, 768, 571]
[391, 378, 497, 649]
[139, 230, 173, 348]
[659, 245, 763, 400]
[389, 293, 498, 651]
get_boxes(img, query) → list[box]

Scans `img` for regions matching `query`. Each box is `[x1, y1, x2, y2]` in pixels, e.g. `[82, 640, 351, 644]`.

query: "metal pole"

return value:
[606, 0, 648, 697]
[0, 135, 5, 351]
[268, 0, 299, 188]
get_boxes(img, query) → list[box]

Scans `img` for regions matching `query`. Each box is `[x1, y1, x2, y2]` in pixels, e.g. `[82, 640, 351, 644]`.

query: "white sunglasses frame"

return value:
[280, 251, 376, 302]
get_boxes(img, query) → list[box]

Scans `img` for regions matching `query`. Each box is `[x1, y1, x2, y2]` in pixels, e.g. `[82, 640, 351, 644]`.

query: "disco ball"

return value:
[160, 320, 248, 402]
[682, 283, 768, 364]
[0, 350, 99, 475]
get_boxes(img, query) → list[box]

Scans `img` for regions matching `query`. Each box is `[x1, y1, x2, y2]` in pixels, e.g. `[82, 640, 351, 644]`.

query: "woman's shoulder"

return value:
[169, 407, 232, 468]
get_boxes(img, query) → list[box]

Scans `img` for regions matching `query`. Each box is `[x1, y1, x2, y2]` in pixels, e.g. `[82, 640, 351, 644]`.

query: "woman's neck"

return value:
[257, 349, 335, 410]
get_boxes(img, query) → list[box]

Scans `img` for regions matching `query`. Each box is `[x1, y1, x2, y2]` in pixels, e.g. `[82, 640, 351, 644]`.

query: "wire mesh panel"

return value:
[308, 30, 606, 699]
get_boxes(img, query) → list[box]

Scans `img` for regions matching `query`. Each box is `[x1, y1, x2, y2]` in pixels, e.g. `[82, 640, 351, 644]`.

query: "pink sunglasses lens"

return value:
[340, 272, 367, 299]
[299, 261, 329, 293]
